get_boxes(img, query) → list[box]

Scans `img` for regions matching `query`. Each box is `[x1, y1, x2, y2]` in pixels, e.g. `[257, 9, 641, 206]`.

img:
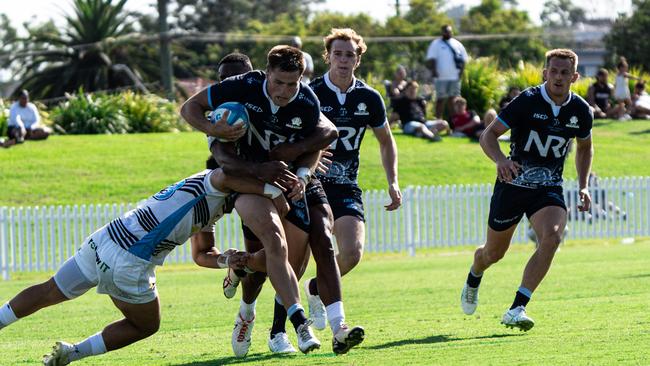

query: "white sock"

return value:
[240, 300, 256, 321]
[325, 301, 345, 334]
[68, 332, 107, 362]
[0, 302, 18, 329]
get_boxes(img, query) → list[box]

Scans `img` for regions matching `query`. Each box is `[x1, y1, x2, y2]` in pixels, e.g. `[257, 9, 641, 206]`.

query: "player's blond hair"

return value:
[545, 49, 578, 72]
[322, 28, 368, 62]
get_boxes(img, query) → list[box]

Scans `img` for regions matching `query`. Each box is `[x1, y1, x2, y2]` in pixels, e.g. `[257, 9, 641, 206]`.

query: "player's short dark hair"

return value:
[323, 28, 367, 61]
[266, 45, 305, 74]
[206, 155, 219, 170]
[545, 48, 578, 72]
[218, 53, 252, 70]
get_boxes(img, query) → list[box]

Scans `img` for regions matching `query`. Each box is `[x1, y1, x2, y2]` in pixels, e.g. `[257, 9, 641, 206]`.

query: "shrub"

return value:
[51, 90, 130, 135]
[0, 99, 8, 137]
[111, 91, 190, 133]
[504, 61, 543, 91]
[461, 57, 503, 114]
[571, 76, 593, 100]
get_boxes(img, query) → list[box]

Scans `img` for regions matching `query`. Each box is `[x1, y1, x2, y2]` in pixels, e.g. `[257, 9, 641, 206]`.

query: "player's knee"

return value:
[483, 247, 506, 264]
[340, 244, 363, 267]
[138, 319, 160, 337]
[539, 230, 563, 248]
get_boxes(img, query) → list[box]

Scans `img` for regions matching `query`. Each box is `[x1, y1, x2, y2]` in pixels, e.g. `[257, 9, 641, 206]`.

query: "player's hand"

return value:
[225, 250, 250, 269]
[316, 151, 333, 175]
[269, 143, 305, 162]
[385, 182, 402, 211]
[577, 188, 591, 212]
[287, 180, 306, 202]
[272, 194, 290, 217]
[208, 110, 246, 141]
[257, 161, 299, 190]
[496, 158, 521, 183]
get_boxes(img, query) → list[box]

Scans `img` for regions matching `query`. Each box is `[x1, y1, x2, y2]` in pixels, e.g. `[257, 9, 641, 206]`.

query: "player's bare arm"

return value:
[180, 88, 246, 141]
[211, 141, 299, 190]
[190, 234, 249, 269]
[479, 118, 521, 183]
[575, 135, 594, 212]
[269, 113, 338, 162]
[372, 123, 401, 211]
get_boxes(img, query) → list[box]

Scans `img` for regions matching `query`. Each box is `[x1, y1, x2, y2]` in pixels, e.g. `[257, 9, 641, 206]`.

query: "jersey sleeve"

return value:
[577, 105, 593, 139]
[207, 74, 247, 110]
[496, 92, 527, 130]
[369, 91, 388, 128]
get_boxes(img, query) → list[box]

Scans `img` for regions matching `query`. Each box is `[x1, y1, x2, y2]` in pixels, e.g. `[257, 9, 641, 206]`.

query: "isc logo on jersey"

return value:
[524, 130, 566, 158]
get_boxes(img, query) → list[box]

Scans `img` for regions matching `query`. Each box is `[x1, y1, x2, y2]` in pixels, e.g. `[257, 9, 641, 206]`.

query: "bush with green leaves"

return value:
[51, 90, 130, 135]
[109, 91, 190, 133]
[460, 57, 503, 114]
[504, 62, 543, 92]
[0, 99, 8, 137]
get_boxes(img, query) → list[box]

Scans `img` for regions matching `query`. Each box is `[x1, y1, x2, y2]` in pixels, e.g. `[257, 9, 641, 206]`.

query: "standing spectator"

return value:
[587, 68, 625, 119]
[614, 57, 641, 119]
[450, 97, 492, 140]
[499, 86, 521, 110]
[425, 24, 468, 119]
[389, 80, 449, 141]
[3, 90, 50, 148]
[289, 36, 314, 84]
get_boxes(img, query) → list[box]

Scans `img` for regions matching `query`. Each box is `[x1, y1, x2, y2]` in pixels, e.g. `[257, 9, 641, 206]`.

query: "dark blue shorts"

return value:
[321, 182, 365, 222]
[488, 181, 566, 231]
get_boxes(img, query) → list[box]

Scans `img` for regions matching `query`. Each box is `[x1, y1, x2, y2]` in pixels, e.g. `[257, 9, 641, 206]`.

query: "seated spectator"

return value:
[3, 90, 51, 148]
[631, 81, 650, 119]
[387, 64, 408, 101]
[499, 86, 520, 110]
[587, 68, 625, 119]
[450, 97, 489, 140]
[389, 80, 450, 142]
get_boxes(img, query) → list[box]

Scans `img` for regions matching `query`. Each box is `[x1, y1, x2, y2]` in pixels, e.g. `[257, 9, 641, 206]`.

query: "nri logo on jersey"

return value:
[523, 131, 567, 158]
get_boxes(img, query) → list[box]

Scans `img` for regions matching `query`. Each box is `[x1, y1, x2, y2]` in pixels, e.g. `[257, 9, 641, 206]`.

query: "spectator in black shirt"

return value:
[389, 80, 450, 141]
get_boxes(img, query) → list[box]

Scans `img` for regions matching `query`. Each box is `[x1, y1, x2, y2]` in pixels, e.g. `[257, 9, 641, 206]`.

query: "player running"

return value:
[460, 48, 594, 331]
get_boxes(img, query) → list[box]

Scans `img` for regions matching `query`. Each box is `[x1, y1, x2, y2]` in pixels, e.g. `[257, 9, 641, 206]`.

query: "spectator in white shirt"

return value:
[425, 25, 468, 119]
[3, 90, 50, 148]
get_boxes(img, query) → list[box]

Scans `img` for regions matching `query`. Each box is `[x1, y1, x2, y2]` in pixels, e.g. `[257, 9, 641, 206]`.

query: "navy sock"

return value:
[466, 268, 483, 288]
[234, 269, 247, 278]
[308, 278, 319, 296]
[510, 288, 532, 309]
[289, 309, 308, 331]
[270, 298, 287, 337]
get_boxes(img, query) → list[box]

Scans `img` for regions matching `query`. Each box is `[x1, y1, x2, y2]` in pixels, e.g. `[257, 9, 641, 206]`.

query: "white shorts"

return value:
[74, 228, 158, 304]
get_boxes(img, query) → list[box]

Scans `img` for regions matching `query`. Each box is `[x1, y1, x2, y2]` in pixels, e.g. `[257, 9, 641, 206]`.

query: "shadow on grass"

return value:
[623, 273, 650, 279]
[593, 119, 616, 127]
[630, 129, 650, 135]
[173, 351, 337, 366]
[367, 333, 521, 350]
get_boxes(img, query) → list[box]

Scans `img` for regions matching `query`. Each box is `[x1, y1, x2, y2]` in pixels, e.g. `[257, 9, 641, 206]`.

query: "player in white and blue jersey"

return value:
[0, 168, 287, 365]
[301, 28, 402, 332]
[460, 49, 594, 331]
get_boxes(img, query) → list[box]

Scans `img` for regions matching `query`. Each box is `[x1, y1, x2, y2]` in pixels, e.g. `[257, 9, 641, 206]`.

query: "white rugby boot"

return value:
[268, 332, 297, 353]
[303, 279, 327, 330]
[42, 341, 74, 366]
[332, 324, 365, 355]
[460, 283, 479, 315]
[231, 313, 255, 357]
[296, 320, 320, 354]
[501, 305, 535, 331]
[222, 268, 241, 299]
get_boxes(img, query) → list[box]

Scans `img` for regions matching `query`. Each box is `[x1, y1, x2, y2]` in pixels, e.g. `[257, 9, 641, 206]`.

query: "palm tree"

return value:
[15, 0, 158, 99]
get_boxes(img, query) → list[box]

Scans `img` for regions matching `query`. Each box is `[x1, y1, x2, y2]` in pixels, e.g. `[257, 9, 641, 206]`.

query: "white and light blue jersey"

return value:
[103, 170, 227, 265]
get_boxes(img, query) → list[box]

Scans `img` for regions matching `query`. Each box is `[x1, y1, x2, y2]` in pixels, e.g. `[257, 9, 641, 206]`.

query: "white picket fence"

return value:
[1, 176, 648, 280]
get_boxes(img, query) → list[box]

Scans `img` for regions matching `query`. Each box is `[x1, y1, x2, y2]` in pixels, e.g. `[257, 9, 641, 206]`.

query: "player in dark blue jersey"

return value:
[460, 49, 594, 331]
[181, 46, 326, 354]
[302, 28, 402, 330]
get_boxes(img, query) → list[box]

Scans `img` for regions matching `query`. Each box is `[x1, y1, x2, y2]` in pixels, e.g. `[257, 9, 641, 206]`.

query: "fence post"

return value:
[403, 187, 415, 257]
[1, 207, 9, 280]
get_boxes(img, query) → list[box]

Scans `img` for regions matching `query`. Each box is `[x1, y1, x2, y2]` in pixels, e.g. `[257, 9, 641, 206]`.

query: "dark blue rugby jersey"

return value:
[207, 70, 320, 162]
[310, 73, 387, 185]
[496, 83, 593, 188]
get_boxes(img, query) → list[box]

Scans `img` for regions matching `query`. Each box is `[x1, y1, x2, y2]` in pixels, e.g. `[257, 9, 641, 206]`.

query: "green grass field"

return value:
[1, 119, 649, 207]
[1, 238, 649, 365]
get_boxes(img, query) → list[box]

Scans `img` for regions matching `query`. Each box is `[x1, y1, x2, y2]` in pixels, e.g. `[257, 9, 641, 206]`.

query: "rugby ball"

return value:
[209, 102, 249, 142]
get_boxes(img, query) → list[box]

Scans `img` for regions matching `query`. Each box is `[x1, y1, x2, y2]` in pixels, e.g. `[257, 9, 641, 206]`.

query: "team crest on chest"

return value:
[566, 116, 579, 128]
[287, 117, 302, 129]
[354, 103, 369, 116]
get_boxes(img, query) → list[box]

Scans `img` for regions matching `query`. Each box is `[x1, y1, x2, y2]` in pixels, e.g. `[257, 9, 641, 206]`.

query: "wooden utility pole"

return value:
[395, 0, 401, 17]
[158, 0, 174, 101]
